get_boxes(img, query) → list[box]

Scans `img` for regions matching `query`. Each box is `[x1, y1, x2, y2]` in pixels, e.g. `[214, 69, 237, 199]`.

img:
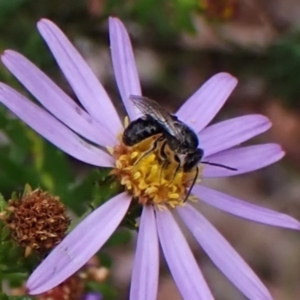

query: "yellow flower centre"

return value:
[111, 132, 202, 209]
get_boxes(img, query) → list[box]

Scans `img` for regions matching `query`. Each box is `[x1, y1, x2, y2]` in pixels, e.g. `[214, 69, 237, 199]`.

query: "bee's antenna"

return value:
[201, 161, 237, 171]
[184, 166, 199, 202]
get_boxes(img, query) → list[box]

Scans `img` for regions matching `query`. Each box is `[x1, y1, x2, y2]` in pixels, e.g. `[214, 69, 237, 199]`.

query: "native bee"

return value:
[123, 95, 236, 202]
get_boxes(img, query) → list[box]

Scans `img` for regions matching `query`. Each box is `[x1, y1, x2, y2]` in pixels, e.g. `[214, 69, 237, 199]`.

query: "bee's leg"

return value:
[183, 166, 198, 202]
[166, 154, 181, 186]
[159, 160, 168, 184]
[159, 141, 168, 184]
[133, 135, 164, 166]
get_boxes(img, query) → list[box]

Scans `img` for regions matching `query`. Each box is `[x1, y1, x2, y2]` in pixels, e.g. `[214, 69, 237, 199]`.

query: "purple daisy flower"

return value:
[0, 17, 299, 300]
[84, 292, 102, 300]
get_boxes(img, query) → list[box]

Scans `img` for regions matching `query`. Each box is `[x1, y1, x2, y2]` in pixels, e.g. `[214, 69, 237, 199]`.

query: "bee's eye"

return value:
[182, 142, 188, 149]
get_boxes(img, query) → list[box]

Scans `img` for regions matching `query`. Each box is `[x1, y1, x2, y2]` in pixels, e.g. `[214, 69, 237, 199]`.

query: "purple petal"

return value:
[109, 17, 142, 121]
[84, 292, 102, 300]
[193, 185, 300, 230]
[155, 208, 214, 300]
[178, 204, 273, 300]
[176, 73, 237, 132]
[27, 192, 131, 294]
[37, 19, 122, 136]
[1, 50, 116, 147]
[130, 206, 159, 300]
[200, 114, 271, 157]
[202, 144, 284, 177]
[0, 83, 113, 167]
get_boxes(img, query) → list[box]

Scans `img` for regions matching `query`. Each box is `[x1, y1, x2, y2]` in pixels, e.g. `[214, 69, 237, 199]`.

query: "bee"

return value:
[123, 95, 236, 202]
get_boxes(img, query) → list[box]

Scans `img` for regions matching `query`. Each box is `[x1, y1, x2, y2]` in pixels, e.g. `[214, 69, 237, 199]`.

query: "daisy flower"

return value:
[0, 17, 299, 300]
[84, 292, 102, 300]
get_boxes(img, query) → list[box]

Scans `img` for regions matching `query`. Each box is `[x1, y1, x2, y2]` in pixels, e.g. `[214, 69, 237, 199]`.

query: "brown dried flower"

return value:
[10, 255, 108, 299]
[203, 0, 239, 21]
[34, 272, 85, 300]
[5, 188, 70, 256]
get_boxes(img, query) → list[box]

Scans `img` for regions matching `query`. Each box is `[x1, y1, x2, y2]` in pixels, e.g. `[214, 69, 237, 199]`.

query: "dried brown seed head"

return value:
[34, 273, 84, 300]
[5, 189, 70, 256]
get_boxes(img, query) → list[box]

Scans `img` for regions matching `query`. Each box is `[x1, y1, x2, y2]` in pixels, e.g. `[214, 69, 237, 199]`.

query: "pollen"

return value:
[111, 134, 202, 208]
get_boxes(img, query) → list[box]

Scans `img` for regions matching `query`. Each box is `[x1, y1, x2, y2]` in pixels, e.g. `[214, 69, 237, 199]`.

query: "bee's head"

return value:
[165, 121, 199, 154]
[178, 125, 199, 154]
[183, 148, 204, 172]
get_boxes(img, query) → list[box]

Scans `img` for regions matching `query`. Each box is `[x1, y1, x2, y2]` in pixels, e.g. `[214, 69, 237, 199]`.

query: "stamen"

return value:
[188, 195, 198, 203]
[116, 161, 123, 169]
[133, 172, 142, 180]
[130, 151, 139, 159]
[112, 135, 202, 208]
[124, 116, 129, 128]
[145, 186, 158, 195]
[168, 193, 180, 199]
[106, 146, 114, 155]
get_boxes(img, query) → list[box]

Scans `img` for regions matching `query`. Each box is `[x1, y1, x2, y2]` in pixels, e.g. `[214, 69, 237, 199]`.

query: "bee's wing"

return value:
[129, 95, 183, 139]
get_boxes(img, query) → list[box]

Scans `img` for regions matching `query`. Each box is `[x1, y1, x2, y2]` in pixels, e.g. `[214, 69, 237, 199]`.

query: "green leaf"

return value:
[0, 0, 30, 20]
[97, 252, 113, 268]
[87, 281, 117, 300]
[0, 226, 10, 243]
[105, 229, 132, 247]
[0, 194, 6, 211]
[10, 298, 34, 300]
[0, 295, 34, 300]
[0, 239, 39, 284]
[67, 168, 121, 215]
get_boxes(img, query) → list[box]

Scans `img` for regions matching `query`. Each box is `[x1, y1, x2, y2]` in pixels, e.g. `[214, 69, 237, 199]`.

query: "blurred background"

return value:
[1, 0, 300, 299]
